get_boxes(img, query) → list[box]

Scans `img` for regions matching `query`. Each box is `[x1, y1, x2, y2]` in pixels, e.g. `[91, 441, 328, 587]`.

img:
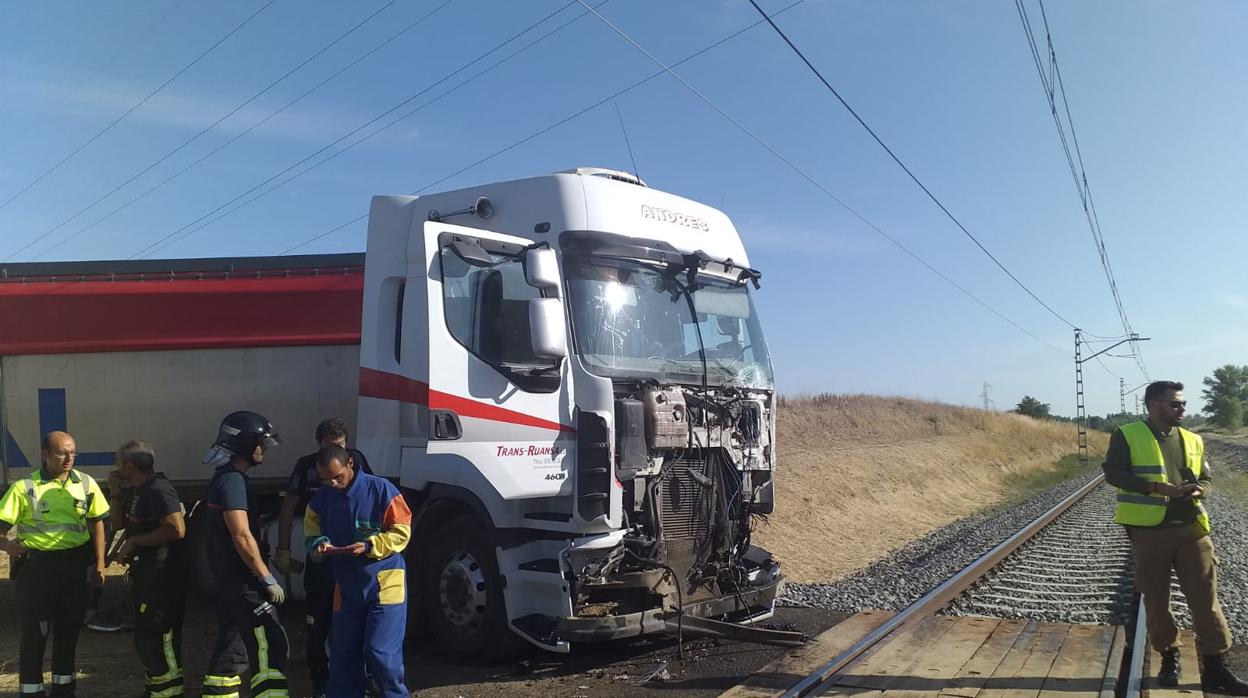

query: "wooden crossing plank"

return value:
[938, 619, 1030, 698]
[720, 610, 896, 698]
[841, 615, 962, 690]
[880, 616, 1004, 698]
[1099, 626, 1126, 698]
[726, 616, 1132, 698]
[1143, 630, 1203, 698]
[1037, 624, 1117, 698]
[977, 622, 1070, 698]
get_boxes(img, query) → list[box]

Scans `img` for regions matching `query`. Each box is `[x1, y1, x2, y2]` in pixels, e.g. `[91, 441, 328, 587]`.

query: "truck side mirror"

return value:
[524, 247, 560, 294]
[529, 298, 568, 359]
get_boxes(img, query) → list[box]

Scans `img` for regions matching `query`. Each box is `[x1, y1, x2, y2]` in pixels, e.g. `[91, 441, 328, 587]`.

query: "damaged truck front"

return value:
[554, 233, 783, 646]
[357, 168, 788, 660]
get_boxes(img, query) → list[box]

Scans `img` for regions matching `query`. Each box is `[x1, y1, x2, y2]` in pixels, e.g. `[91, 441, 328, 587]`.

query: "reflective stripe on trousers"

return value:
[144, 628, 185, 697]
[250, 626, 290, 697]
[201, 673, 241, 697]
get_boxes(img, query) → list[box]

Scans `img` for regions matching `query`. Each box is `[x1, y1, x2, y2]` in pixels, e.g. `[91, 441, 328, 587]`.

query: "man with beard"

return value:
[200, 412, 290, 698]
[1103, 380, 1248, 692]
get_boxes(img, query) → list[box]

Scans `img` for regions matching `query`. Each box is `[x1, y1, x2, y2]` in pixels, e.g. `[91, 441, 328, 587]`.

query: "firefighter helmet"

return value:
[214, 411, 281, 456]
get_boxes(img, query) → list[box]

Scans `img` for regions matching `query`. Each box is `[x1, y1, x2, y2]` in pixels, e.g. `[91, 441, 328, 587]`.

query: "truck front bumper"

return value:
[551, 576, 787, 644]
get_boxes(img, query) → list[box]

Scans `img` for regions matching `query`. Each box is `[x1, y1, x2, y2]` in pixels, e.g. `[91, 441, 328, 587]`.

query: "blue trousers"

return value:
[327, 599, 407, 697]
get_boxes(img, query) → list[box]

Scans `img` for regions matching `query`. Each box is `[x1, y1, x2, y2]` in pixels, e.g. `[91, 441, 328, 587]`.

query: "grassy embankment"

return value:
[1198, 428, 1248, 502]
[754, 394, 1110, 583]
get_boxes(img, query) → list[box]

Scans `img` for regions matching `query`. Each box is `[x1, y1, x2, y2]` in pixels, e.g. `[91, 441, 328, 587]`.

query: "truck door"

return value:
[420, 221, 574, 504]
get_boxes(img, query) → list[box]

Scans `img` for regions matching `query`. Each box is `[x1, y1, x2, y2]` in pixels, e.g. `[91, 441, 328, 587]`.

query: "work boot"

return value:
[1158, 648, 1181, 687]
[1202, 653, 1248, 696]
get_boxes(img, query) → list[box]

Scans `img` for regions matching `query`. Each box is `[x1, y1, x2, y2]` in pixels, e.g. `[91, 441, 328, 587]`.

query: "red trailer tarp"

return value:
[0, 271, 364, 355]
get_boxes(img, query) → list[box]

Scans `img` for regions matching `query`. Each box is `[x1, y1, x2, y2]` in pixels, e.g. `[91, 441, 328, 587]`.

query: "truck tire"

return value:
[422, 514, 521, 663]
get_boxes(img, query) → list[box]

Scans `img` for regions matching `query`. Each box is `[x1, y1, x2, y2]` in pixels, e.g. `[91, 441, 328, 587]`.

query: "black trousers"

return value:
[202, 579, 290, 698]
[304, 557, 334, 691]
[16, 546, 90, 696]
[131, 560, 186, 697]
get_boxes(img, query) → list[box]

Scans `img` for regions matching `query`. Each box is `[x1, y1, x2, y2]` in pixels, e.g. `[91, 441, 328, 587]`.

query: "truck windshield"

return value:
[565, 257, 774, 389]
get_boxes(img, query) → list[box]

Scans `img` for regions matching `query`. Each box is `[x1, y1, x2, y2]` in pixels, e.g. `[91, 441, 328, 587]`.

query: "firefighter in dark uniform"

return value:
[110, 440, 187, 698]
[0, 431, 110, 697]
[200, 411, 290, 698]
[274, 417, 373, 698]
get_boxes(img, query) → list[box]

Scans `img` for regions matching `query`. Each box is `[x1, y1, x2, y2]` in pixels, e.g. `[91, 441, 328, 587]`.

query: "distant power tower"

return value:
[1074, 329, 1150, 467]
[980, 382, 995, 410]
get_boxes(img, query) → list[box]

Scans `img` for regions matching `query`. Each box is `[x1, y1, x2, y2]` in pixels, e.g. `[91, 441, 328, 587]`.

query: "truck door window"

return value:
[394, 281, 405, 364]
[439, 243, 560, 392]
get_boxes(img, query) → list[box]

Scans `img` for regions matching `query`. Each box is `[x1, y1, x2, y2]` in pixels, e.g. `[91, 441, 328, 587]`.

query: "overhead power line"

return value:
[0, 0, 279, 218]
[574, 0, 1070, 355]
[11, 0, 410, 261]
[0, 0, 190, 157]
[288, 0, 1067, 357]
[127, 0, 591, 259]
[745, 0, 1084, 333]
[32, 0, 458, 262]
[1015, 0, 1150, 381]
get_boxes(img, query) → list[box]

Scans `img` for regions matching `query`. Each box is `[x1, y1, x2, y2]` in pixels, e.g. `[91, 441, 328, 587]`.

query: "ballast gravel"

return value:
[782, 436, 1248, 644]
[779, 470, 1102, 613]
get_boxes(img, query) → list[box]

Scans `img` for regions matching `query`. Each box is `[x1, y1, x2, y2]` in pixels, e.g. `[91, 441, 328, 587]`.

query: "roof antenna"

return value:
[614, 101, 642, 181]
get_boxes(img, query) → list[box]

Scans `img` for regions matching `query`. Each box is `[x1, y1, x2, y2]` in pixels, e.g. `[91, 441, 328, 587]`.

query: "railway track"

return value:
[778, 474, 1149, 697]
[945, 486, 1135, 625]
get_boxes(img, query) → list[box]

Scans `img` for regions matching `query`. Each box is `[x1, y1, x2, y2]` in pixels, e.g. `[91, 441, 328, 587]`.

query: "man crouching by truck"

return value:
[110, 440, 188, 698]
[305, 444, 412, 698]
[202, 411, 290, 698]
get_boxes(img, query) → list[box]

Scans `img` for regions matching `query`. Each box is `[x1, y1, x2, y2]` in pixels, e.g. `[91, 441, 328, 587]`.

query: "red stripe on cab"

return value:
[358, 367, 575, 434]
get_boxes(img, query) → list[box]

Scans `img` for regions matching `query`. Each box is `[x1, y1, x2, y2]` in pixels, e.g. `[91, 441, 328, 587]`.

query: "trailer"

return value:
[0, 167, 787, 659]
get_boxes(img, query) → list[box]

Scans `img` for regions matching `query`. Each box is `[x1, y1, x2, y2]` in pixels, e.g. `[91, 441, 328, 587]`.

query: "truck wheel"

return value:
[422, 514, 521, 663]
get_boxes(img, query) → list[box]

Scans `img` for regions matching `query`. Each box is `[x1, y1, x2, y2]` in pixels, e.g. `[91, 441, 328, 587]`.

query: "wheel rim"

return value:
[439, 548, 489, 635]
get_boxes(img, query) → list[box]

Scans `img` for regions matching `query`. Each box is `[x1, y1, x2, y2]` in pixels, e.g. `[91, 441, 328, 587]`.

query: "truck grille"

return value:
[660, 457, 711, 540]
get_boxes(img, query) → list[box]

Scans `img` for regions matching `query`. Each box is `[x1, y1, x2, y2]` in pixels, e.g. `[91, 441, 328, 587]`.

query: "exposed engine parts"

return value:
[573, 382, 777, 623]
[644, 385, 689, 449]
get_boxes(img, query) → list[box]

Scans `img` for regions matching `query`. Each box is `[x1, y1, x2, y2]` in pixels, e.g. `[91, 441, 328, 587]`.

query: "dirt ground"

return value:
[0, 554, 844, 697]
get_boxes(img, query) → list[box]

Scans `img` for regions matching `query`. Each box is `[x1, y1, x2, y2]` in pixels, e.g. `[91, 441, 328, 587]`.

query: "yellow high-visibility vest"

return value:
[0, 468, 109, 550]
[1113, 421, 1209, 532]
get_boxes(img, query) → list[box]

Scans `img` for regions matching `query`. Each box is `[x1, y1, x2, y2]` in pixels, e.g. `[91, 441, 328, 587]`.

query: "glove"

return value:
[261, 574, 286, 605]
[274, 549, 291, 573]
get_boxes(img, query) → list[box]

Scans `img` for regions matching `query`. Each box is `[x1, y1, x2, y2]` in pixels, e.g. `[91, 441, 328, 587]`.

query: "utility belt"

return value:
[24, 543, 89, 559]
[130, 545, 174, 566]
[10, 543, 89, 579]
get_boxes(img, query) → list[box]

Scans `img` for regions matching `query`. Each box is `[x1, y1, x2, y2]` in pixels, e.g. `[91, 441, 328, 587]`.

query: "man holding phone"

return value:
[1103, 380, 1248, 693]
[304, 444, 412, 697]
[273, 417, 373, 697]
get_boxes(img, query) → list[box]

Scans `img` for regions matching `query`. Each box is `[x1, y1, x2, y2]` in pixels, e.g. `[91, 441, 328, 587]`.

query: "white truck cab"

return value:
[358, 168, 783, 657]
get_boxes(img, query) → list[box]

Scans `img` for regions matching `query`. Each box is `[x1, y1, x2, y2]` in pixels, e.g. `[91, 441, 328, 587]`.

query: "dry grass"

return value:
[753, 394, 1109, 583]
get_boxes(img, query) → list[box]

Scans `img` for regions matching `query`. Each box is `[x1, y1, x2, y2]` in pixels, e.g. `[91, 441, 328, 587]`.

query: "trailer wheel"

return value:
[422, 514, 520, 663]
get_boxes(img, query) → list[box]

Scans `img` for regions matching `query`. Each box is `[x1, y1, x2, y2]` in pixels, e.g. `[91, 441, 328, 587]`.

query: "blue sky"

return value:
[1, 1, 1244, 417]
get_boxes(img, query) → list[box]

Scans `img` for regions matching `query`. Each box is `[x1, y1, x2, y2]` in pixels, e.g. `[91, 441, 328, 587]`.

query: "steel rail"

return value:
[782, 473, 1109, 697]
[1123, 595, 1147, 698]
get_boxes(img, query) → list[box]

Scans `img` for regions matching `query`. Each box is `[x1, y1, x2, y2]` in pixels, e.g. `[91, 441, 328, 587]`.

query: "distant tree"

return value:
[1092, 412, 1140, 433]
[1202, 365, 1248, 428]
[1015, 396, 1052, 419]
[1209, 394, 1244, 430]
[1184, 413, 1209, 428]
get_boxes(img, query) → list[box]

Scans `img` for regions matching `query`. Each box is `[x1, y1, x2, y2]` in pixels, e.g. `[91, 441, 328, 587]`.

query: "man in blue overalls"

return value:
[304, 444, 412, 697]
